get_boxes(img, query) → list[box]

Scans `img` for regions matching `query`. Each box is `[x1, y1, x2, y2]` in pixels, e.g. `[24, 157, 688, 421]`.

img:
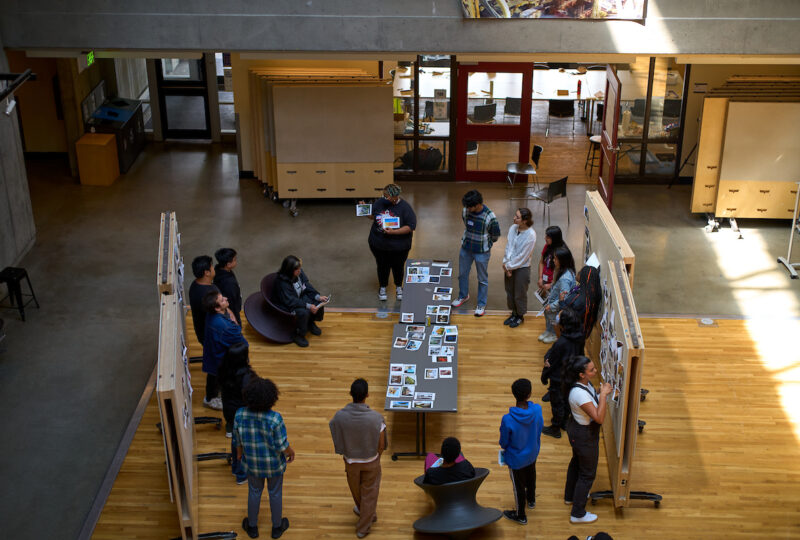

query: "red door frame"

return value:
[598, 65, 621, 209]
[455, 62, 533, 182]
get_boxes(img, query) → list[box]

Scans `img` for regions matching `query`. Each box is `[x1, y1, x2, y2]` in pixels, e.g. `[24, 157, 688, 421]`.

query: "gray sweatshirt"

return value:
[329, 402, 385, 460]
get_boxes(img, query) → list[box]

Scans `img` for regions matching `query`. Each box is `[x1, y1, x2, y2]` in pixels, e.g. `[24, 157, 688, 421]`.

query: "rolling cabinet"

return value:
[691, 98, 728, 214]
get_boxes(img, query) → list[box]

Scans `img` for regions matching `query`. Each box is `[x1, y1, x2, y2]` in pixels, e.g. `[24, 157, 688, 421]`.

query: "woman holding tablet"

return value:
[562, 355, 612, 525]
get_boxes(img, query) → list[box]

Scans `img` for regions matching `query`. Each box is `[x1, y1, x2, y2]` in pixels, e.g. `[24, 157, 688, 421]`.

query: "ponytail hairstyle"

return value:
[561, 355, 592, 398]
[543, 225, 564, 258]
[553, 246, 576, 283]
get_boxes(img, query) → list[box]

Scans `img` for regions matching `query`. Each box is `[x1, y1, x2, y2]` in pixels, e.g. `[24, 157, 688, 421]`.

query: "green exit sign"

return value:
[86, 51, 95, 67]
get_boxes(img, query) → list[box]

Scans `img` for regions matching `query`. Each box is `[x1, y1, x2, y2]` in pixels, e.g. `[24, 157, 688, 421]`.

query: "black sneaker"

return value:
[542, 425, 561, 438]
[542, 391, 551, 402]
[293, 333, 309, 347]
[271, 517, 290, 539]
[308, 321, 322, 336]
[527, 500, 536, 509]
[509, 316, 524, 328]
[503, 315, 516, 325]
[503, 510, 527, 524]
[242, 517, 258, 539]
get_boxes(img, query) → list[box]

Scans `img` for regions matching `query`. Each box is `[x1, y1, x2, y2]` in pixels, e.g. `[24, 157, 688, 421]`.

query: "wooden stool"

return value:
[0, 267, 40, 321]
[585, 134, 602, 176]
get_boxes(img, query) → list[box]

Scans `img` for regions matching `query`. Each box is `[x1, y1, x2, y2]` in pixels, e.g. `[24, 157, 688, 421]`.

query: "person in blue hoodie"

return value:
[499, 378, 544, 525]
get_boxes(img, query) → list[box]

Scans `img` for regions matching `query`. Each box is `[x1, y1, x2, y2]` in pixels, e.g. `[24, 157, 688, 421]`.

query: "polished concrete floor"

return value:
[1, 144, 798, 539]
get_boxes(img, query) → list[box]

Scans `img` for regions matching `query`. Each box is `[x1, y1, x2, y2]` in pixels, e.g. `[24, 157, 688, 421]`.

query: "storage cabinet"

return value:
[691, 98, 728, 214]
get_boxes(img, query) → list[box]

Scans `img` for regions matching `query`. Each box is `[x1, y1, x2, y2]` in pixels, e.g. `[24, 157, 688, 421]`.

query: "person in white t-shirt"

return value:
[562, 355, 612, 525]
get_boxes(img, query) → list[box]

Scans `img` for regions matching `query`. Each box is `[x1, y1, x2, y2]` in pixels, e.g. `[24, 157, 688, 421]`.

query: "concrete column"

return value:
[0, 32, 36, 268]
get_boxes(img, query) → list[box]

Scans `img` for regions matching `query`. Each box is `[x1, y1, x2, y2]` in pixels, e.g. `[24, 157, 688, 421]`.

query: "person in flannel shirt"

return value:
[452, 189, 501, 317]
[234, 377, 295, 539]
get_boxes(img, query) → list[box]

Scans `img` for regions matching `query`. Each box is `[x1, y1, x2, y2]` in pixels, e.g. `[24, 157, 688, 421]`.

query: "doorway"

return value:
[155, 58, 211, 139]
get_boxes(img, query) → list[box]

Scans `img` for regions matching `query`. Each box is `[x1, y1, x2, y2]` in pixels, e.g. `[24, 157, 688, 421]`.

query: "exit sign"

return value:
[86, 51, 95, 67]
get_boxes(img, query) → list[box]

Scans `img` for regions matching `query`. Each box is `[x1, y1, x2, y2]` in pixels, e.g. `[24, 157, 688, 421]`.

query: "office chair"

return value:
[469, 103, 496, 124]
[507, 144, 543, 190]
[546, 99, 575, 137]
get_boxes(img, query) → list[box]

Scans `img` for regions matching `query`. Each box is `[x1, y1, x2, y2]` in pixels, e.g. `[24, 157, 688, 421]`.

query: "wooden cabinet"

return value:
[716, 180, 798, 219]
[76, 133, 120, 186]
[691, 98, 728, 214]
[276, 162, 392, 198]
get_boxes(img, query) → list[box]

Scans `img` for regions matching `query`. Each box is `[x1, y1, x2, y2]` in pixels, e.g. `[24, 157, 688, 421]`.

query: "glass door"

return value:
[598, 65, 621, 208]
[455, 63, 532, 182]
[155, 58, 211, 139]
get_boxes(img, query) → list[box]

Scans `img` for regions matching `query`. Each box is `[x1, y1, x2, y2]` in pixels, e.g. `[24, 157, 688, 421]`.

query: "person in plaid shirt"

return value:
[452, 189, 501, 317]
[234, 377, 295, 539]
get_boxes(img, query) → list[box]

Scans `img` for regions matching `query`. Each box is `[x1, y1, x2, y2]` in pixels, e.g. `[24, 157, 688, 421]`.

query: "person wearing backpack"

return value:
[541, 307, 584, 438]
[218, 341, 256, 484]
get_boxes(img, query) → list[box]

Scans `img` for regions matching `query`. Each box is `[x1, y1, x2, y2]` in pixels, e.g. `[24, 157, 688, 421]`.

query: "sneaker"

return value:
[503, 510, 527, 524]
[537, 331, 548, 341]
[356, 533, 369, 539]
[570, 512, 598, 524]
[565, 500, 573, 505]
[542, 332, 558, 344]
[474, 305, 485, 317]
[226, 431, 233, 439]
[503, 314, 516, 325]
[527, 500, 536, 509]
[542, 391, 551, 402]
[292, 333, 309, 348]
[308, 321, 322, 336]
[509, 316, 523, 328]
[542, 425, 562, 438]
[378, 287, 387, 301]
[203, 397, 223, 411]
[451, 295, 469, 308]
[242, 517, 258, 539]
[396, 286, 403, 300]
[236, 476, 248, 485]
[271, 517, 290, 539]
[353, 505, 360, 516]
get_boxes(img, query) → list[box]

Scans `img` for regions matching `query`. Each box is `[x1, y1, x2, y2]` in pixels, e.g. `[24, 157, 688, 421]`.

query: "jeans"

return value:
[247, 473, 284, 529]
[232, 439, 246, 482]
[458, 247, 491, 307]
[294, 306, 324, 337]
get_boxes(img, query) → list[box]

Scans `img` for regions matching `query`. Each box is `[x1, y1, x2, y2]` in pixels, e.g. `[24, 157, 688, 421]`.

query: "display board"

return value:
[583, 191, 646, 508]
[156, 212, 199, 539]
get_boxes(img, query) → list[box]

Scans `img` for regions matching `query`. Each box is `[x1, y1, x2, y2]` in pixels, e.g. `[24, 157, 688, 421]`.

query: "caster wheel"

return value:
[654, 501, 660, 508]
[289, 209, 298, 217]
[590, 498, 596, 505]
[282, 200, 290, 208]
[226, 456, 233, 465]
[391, 455, 398, 461]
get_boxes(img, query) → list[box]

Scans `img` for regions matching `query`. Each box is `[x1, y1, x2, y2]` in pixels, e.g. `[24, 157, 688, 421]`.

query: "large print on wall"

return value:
[460, 0, 646, 20]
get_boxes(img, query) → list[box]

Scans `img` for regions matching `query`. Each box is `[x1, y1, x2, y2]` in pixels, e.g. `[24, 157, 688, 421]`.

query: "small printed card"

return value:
[390, 363, 403, 373]
[413, 400, 433, 409]
[401, 385, 415, 397]
[403, 364, 416, 374]
[438, 367, 453, 378]
[433, 355, 453, 363]
[406, 325, 425, 334]
[393, 337, 409, 348]
[405, 340, 422, 351]
[401, 313, 414, 323]
[428, 346, 441, 356]
[403, 373, 418, 385]
[424, 368, 439, 379]
[407, 331, 425, 341]
[386, 386, 402, 397]
[429, 335, 442, 346]
[432, 293, 451, 301]
[415, 391, 435, 400]
[440, 268, 452, 277]
[356, 203, 372, 216]
[434, 287, 452, 294]
[390, 400, 411, 409]
[432, 260, 449, 267]
[382, 216, 400, 229]
[428, 276, 440, 284]
[389, 374, 403, 385]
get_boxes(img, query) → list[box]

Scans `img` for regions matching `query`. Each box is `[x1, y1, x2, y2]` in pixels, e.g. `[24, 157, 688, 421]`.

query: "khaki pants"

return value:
[345, 456, 382, 535]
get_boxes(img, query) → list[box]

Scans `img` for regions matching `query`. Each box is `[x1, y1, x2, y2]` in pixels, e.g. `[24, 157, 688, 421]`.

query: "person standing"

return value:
[536, 225, 566, 296]
[329, 378, 387, 538]
[362, 184, 417, 301]
[214, 247, 242, 326]
[202, 290, 247, 410]
[562, 356, 612, 525]
[499, 378, 544, 525]
[541, 246, 576, 344]
[234, 377, 294, 539]
[188, 255, 218, 347]
[452, 190, 501, 317]
[502, 208, 537, 328]
[218, 341, 256, 483]
[541, 307, 584, 438]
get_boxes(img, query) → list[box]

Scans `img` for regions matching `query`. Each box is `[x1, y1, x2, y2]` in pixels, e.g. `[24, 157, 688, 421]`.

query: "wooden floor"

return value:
[93, 313, 800, 539]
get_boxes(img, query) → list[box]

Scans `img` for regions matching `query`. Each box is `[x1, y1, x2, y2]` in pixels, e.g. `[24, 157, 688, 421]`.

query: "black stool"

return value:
[585, 134, 602, 176]
[0, 267, 40, 321]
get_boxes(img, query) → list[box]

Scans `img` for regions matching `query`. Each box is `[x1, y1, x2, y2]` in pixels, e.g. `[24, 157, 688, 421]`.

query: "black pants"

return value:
[369, 244, 410, 288]
[564, 418, 600, 518]
[548, 381, 568, 428]
[509, 461, 536, 518]
[205, 373, 218, 401]
[295, 306, 324, 337]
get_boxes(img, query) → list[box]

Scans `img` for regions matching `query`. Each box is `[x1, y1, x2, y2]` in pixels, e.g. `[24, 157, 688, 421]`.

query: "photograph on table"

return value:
[429, 335, 442, 346]
[432, 260, 449, 267]
[438, 367, 453, 378]
[403, 364, 416, 374]
[426, 305, 439, 315]
[413, 401, 433, 409]
[394, 337, 409, 348]
[401, 385, 415, 397]
[404, 373, 418, 385]
[428, 346, 441, 356]
[390, 400, 411, 409]
[386, 386, 402, 397]
[424, 368, 439, 379]
[434, 355, 453, 363]
[415, 391, 435, 400]
[432, 293, 451, 301]
[440, 346, 455, 356]
[434, 287, 452, 294]
[406, 340, 422, 351]
[406, 274, 429, 284]
[429, 276, 440, 284]
[390, 374, 403, 385]
[407, 331, 425, 341]
[401, 313, 414, 323]
[444, 334, 458, 344]
[390, 363, 403, 373]
[440, 268, 452, 277]
[431, 325, 446, 336]
[406, 325, 425, 333]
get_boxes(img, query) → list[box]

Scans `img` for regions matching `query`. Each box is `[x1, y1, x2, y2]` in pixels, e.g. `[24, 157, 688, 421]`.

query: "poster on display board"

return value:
[459, 0, 647, 20]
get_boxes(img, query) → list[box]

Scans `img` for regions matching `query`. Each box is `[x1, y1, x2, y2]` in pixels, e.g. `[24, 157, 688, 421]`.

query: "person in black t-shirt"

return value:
[188, 255, 219, 346]
[213, 247, 242, 326]
[360, 184, 417, 302]
[423, 437, 475, 485]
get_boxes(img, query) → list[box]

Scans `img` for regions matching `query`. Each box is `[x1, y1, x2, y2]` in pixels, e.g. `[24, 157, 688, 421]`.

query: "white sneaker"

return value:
[396, 287, 403, 300]
[542, 332, 558, 344]
[474, 305, 485, 317]
[538, 331, 548, 341]
[452, 295, 469, 307]
[378, 287, 387, 301]
[570, 511, 597, 524]
[203, 397, 223, 411]
[226, 431, 233, 439]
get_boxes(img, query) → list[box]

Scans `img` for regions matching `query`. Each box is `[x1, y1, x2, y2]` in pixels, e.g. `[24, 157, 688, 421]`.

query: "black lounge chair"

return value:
[242, 273, 296, 344]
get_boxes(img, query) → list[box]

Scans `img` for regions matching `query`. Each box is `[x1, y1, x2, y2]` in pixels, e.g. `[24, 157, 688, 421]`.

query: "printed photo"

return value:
[434, 355, 453, 363]
[429, 336, 442, 346]
[438, 368, 453, 378]
[401, 313, 414, 323]
[444, 334, 458, 344]
[434, 287, 452, 294]
[435, 313, 450, 324]
[407, 331, 425, 341]
[405, 340, 422, 351]
[382, 216, 400, 229]
[432, 293, 451, 301]
[390, 374, 403, 385]
[406, 325, 426, 334]
[426, 305, 439, 315]
[413, 400, 433, 409]
[390, 363, 403, 373]
[390, 400, 411, 409]
[386, 386, 402, 397]
[403, 364, 416, 374]
[428, 276, 440, 284]
[401, 385, 415, 397]
[431, 326, 446, 336]
[431, 260, 449, 267]
[356, 203, 372, 216]
[407, 267, 419, 275]
[414, 391, 435, 400]
[424, 368, 439, 379]
[404, 373, 418, 385]
[393, 337, 409, 348]
[428, 346, 441, 356]
[440, 268, 452, 277]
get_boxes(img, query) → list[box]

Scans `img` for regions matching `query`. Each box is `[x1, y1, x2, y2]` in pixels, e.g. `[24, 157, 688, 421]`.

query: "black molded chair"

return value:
[546, 99, 575, 137]
[507, 144, 543, 190]
[413, 468, 501, 539]
[466, 140, 479, 170]
[242, 273, 296, 344]
[503, 97, 521, 121]
[468, 103, 496, 124]
[531, 176, 570, 227]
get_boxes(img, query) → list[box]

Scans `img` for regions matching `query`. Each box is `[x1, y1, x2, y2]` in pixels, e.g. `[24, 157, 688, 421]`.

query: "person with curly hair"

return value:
[234, 377, 295, 539]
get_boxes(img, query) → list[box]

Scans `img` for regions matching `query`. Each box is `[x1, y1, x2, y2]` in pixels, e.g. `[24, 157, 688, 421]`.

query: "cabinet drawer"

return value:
[715, 181, 753, 218]
[334, 164, 366, 195]
[276, 163, 335, 198]
[690, 181, 718, 214]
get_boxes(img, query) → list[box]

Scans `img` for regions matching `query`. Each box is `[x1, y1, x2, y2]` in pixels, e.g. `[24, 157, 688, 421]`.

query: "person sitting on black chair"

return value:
[423, 437, 476, 485]
[272, 255, 328, 348]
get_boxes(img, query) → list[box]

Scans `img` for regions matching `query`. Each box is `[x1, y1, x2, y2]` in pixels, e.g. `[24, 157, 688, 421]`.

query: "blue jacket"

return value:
[499, 401, 544, 470]
[203, 312, 247, 375]
[545, 269, 576, 312]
